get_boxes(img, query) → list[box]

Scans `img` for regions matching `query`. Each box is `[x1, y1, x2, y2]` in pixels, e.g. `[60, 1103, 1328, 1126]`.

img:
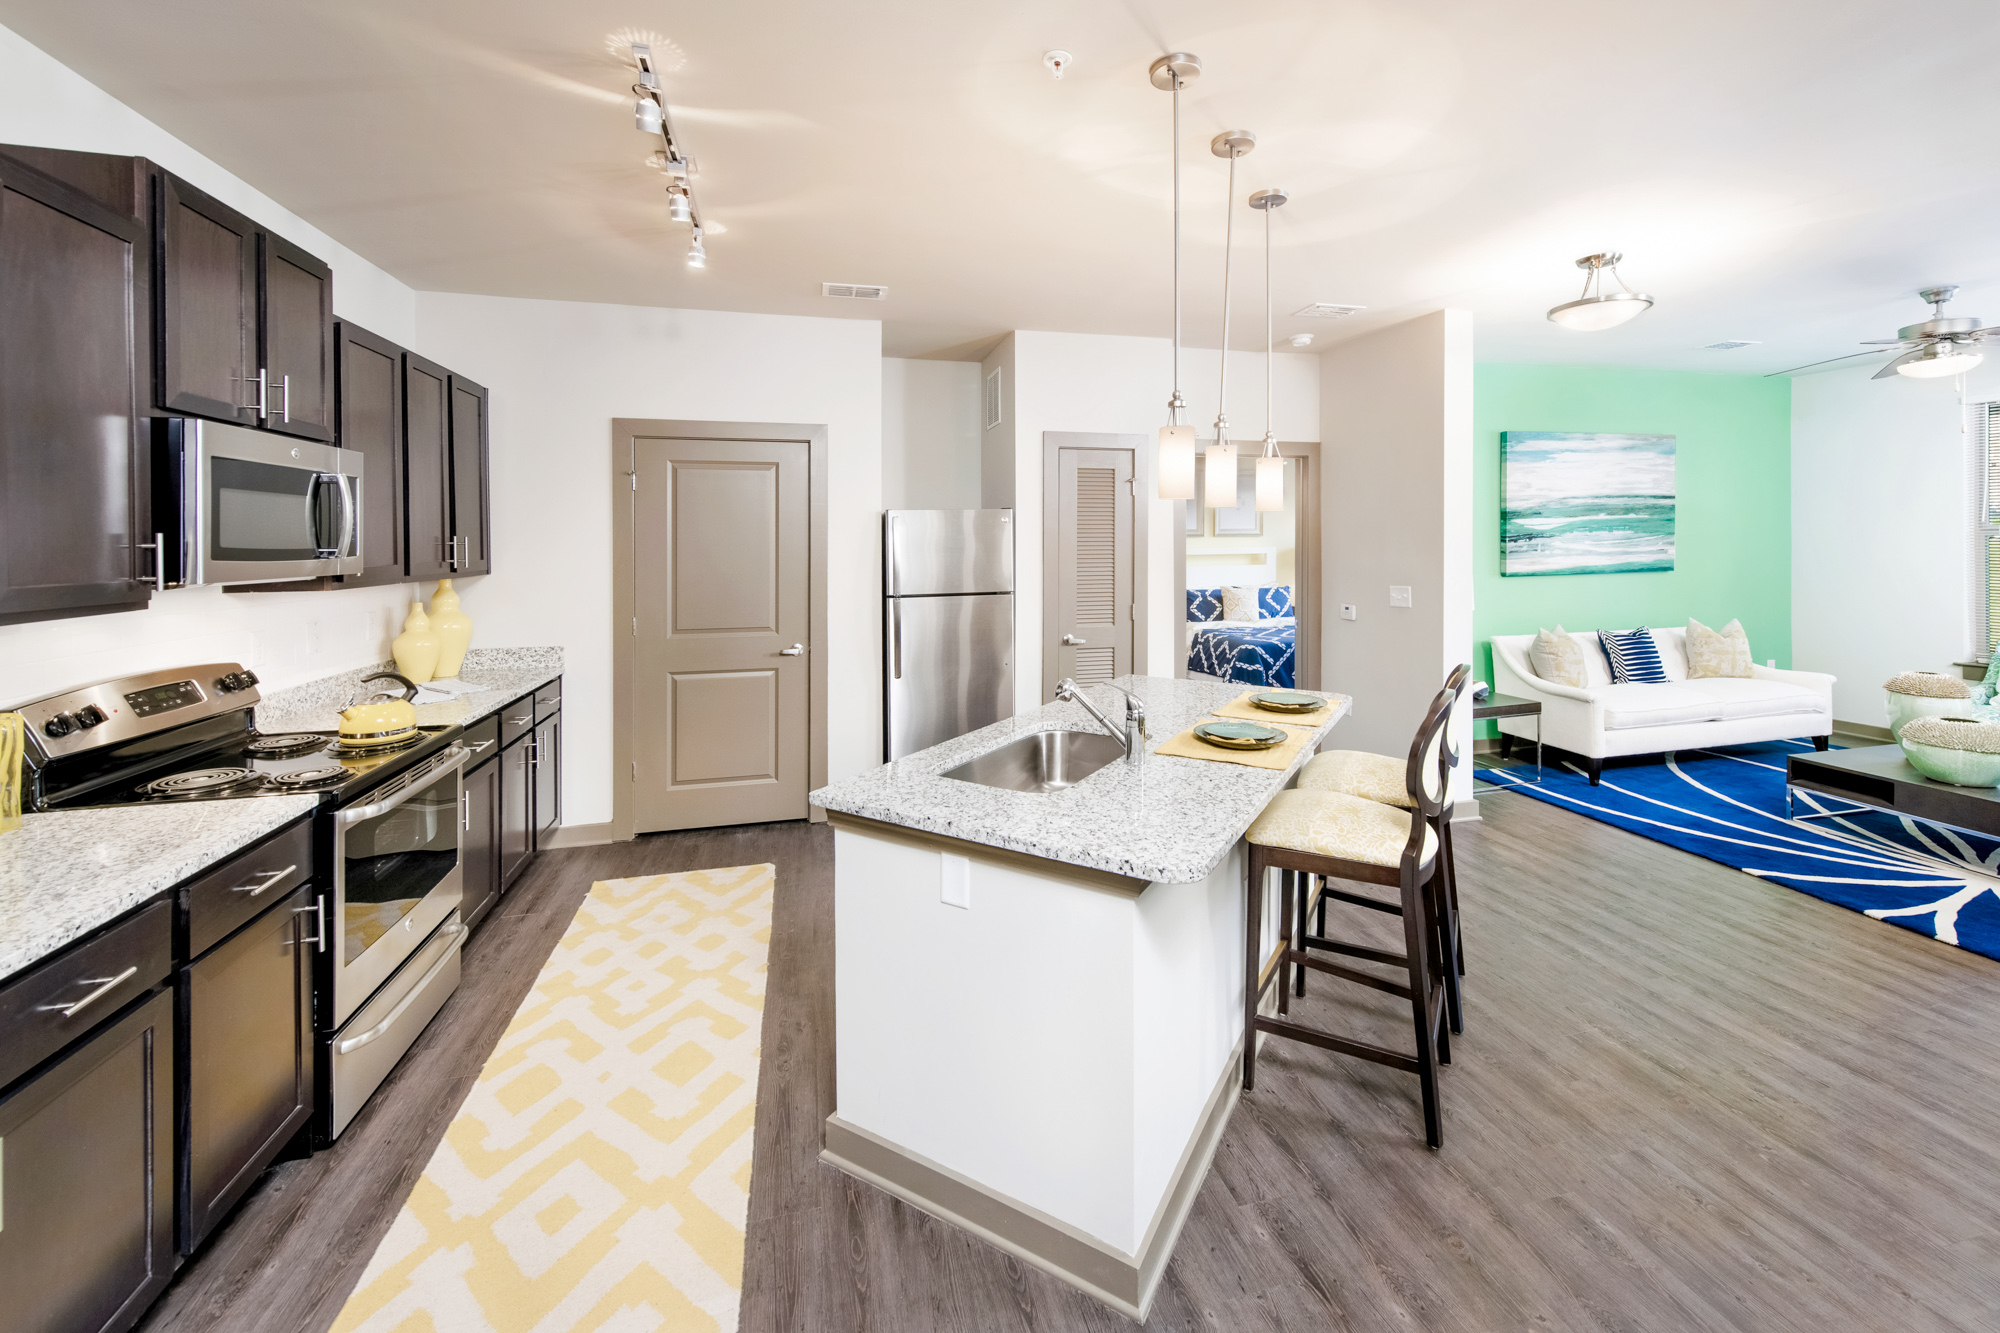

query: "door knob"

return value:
[1062, 635, 1087, 646]
[780, 643, 805, 656]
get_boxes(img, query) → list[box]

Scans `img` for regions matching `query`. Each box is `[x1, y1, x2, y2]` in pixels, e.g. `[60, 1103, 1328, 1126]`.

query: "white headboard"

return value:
[1187, 549, 1277, 589]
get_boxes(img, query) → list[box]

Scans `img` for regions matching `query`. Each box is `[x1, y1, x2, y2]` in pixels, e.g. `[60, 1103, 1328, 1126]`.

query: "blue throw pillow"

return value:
[1186, 588, 1224, 622]
[1258, 585, 1294, 619]
[1598, 627, 1669, 684]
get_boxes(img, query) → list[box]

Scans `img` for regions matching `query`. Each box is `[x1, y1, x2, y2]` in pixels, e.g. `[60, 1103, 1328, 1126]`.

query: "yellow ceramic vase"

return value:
[0, 712, 23, 834]
[428, 579, 473, 678]
[391, 602, 440, 684]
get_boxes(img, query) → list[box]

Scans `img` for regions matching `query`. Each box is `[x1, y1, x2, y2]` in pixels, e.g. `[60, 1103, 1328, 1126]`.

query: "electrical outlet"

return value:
[1389, 586, 1412, 608]
[1767, 659, 1776, 668]
[1340, 604, 1358, 621]
[941, 852, 970, 909]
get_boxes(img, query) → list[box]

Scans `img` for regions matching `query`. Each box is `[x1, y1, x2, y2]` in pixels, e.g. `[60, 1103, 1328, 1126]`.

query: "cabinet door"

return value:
[334, 321, 406, 586]
[447, 374, 491, 576]
[155, 172, 256, 423]
[404, 351, 452, 582]
[460, 758, 501, 929]
[258, 232, 333, 442]
[533, 711, 561, 848]
[500, 737, 532, 888]
[0, 989, 174, 1333]
[0, 154, 148, 626]
[180, 886, 313, 1253]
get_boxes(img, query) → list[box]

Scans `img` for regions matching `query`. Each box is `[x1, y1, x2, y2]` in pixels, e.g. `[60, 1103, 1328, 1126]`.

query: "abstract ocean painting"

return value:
[1500, 431, 1675, 577]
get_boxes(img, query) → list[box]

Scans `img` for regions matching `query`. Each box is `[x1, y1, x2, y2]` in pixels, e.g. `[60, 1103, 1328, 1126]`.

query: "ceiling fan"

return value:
[1772, 286, 1997, 379]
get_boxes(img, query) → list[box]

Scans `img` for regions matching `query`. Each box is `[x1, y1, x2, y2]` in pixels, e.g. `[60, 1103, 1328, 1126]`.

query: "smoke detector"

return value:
[1043, 50, 1071, 79]
[1289, 333, 1314, 348]
[1293, 303, 1365, 319]
[823, 282, 887, 300]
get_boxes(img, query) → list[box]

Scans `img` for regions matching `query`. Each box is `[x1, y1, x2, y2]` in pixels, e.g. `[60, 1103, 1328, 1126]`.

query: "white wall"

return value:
[882, 358, 981, 511]
[1792, 360, 1997, 726]
[1319, 310, 1476, 800]
[414, 294, 883, 827]
[0, 21, 423, 708]
[1005, 331, 1321, 712]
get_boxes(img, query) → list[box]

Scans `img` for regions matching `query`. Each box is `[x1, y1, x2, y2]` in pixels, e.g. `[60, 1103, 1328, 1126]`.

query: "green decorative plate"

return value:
[1249, 690, 1323, 713]
[1194, 720, 1287, 750]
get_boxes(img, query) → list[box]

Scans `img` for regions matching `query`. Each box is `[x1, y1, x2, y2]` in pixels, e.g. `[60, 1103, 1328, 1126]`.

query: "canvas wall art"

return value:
[1500, 431, 1676, 577]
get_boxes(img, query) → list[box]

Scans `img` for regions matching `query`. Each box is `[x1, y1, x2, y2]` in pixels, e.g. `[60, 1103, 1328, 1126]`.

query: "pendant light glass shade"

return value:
[1255, 450, 1284, 511]
[1896, 345, 1984, 378]
[1204, 442, 1237, 507]
[1158, 424, 1196, 499]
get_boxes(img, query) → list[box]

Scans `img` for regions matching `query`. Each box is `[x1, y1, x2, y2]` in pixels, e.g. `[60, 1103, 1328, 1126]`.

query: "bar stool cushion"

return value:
[1296, 750, 1414, 809]
[1246, 789, 1436, 868]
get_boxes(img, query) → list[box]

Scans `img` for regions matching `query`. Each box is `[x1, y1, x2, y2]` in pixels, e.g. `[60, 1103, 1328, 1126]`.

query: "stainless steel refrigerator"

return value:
[884, 509, 1015, 760]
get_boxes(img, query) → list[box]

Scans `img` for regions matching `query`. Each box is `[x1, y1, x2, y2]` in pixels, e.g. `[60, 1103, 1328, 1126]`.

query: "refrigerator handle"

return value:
[886, 513, 900, 596]
[892, 599, 902, 679]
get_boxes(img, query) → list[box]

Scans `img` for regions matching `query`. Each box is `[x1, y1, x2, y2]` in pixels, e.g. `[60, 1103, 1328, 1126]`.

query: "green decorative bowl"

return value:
[1885, 691, 1974, 740]
[1899, 734, 2000, 786]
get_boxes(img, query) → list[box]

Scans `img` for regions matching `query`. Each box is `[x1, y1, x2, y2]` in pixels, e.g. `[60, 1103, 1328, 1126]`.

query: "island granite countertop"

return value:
[0, 796, 320, 983]
[253, 646, 562, 734]
[809, 675, 1351, 884]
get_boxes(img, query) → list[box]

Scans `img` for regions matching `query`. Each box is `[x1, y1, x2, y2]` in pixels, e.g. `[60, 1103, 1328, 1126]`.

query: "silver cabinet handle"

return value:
[466, 739, 494, 754]
[335, 923, 465, 1054]
[448, 533, 460, 571]
[239, 368, 268, 417]
[231, 864, 297, 897]
[38, 966, 138, 1019]
[135, 531, 166, 591]
[278, 373, 291, 424]
[1062, 634, 1087, 645]
[780, 643, 804, 656]
[461, 790, 469, 831]
[508, 714, 532, 725]
[293, 896, 327, 952]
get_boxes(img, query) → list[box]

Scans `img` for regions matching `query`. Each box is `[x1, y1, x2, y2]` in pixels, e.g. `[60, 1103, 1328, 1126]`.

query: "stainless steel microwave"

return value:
[155, 418, 362, 586]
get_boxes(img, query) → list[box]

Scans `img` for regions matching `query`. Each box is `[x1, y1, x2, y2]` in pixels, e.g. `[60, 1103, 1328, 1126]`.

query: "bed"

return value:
[1186, 583, 1296, 688]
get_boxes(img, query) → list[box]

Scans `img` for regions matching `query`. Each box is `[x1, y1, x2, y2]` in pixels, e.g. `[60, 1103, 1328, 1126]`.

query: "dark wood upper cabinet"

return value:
[154, 172, 257, 425]
[448, 375, 491, 576]
[0, 151, 150, 626]
[404, 350, 453, 582]
[258, 232, 333, 442]
[333, 321, 406, 586]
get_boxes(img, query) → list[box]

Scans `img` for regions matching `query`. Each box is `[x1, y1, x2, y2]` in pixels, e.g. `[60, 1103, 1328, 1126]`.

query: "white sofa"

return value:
[1489, 627, 1836, 784]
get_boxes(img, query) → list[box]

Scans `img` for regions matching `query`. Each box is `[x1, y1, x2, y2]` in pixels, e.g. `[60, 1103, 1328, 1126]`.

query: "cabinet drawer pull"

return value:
[231, 864, 297, 897]
[38, 966, 138, 1019]
[461, 790, 469, 831]
[465, 739, 494, 754]
[508, 714, 532, 725]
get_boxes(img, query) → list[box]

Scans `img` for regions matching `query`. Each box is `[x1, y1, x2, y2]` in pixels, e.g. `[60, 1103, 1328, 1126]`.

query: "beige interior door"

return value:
[1053, 448, 1133, 690]
[633, 437, 810, 831]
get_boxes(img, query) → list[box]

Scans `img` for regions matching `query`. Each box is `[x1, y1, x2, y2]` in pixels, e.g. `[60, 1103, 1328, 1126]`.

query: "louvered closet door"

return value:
[1055, 448, 1134, 689]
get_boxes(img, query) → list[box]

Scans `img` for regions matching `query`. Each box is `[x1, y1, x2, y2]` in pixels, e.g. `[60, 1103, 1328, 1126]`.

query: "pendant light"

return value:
[1207, 129, 1256, 507]
[1547, 252, 1653, 330]
[1250, 187, 1288, 511]
[1150, 54, 1202, 500]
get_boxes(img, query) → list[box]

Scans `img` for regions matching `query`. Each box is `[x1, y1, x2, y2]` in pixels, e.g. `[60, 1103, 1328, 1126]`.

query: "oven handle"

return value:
[334, 747, 467, 827]
[334, 921, 466, 1055]
[315, 471, 358, 560]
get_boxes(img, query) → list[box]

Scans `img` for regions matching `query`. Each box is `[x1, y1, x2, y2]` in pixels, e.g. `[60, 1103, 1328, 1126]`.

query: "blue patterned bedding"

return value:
[1188, 620, 1296, 688]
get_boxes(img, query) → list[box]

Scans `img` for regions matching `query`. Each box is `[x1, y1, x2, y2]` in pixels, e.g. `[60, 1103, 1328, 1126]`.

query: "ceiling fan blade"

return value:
[1858, 338, 1916, 345]
[1872, 348, 1926, 379]
[1765, 349, 1897, 376]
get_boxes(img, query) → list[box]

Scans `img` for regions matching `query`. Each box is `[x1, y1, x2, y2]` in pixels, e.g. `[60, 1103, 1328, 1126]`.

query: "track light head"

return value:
[666, 188, 691, 223]
[635, 98, 662, 134]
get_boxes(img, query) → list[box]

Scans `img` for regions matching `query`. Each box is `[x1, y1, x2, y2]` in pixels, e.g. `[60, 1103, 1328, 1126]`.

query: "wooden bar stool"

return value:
[1241, 686, 1458, 1149]
[1294, 663, 1471, 1033]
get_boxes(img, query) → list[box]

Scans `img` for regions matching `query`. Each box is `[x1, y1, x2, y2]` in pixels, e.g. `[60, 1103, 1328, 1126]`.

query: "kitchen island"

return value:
[809, 675, 1350, 1318]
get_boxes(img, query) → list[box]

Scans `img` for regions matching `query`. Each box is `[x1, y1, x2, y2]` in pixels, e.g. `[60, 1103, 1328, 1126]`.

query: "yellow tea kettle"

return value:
[338, 672, 420, 748]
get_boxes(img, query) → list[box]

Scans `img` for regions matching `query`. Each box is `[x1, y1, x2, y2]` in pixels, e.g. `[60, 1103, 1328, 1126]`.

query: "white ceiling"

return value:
[9, 0, 2000, 371]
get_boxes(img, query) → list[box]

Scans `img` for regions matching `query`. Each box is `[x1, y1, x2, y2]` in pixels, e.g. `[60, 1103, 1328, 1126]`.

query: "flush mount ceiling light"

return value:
[1548, 253, 1653, 331]
[1895, 342, 1984, 378]
[1205, 129, 1256, 508]
[1150, 52, 1201, 500]
[631, 44, 709, 259]
[1250, 187, 1288, 512]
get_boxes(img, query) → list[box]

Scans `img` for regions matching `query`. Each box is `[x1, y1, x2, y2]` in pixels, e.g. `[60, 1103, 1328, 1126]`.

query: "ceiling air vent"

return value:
[1292, 303, 1366, 319]
[823, 282, 887, 300]
[1703, 340, 1761, 350]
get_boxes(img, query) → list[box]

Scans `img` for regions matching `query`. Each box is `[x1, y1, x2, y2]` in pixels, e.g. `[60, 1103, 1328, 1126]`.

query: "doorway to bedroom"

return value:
[1177, 441, 1320, 691]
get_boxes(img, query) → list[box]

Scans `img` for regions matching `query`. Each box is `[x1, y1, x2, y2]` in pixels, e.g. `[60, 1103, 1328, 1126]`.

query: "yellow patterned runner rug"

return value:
[331, 864, 775, 1333]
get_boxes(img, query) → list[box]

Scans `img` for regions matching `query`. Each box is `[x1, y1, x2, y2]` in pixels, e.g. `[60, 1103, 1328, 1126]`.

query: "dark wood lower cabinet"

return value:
[178, 885, 314, 1255]
[533, 710, 561, 846]
[500, 734, 533, 889]
[0, 989, 175, 1333]
[460, 757, 502, 929]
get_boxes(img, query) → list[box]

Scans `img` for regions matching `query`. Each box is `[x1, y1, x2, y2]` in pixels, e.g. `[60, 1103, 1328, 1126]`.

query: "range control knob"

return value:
[238, 669, 259, 688]
[75, 705, 106, 729]
[43, 712, 79, 738]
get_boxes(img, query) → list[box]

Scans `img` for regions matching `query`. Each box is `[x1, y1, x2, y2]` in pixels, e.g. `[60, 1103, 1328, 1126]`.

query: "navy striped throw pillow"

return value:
[1598, 628, 1669, 684]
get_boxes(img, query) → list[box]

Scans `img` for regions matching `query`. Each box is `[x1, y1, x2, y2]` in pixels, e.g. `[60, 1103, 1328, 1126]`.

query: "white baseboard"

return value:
[541, 821, 620, 848]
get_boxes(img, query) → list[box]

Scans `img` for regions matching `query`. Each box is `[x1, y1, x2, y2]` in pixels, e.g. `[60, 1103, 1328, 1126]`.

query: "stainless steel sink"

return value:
[940, 730, 1126, 794]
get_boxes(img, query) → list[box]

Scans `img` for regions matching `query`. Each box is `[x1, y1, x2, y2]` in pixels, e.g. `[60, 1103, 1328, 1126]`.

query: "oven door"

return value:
[330, 746, 465, 1027]
[170, 418, 363, 585]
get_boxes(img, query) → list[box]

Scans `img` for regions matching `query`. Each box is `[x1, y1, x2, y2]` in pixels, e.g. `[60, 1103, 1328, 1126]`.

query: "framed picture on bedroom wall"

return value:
[1213, 457, 1262, 536]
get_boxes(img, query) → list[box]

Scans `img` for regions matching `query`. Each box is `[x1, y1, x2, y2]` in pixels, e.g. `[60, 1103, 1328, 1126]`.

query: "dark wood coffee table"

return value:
[1785, 744, 2000, 836]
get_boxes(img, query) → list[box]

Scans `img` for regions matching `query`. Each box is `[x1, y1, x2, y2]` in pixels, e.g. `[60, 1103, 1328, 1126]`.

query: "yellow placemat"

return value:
[1211, 690, 1346, 729]
[1153, 719, 1314, 770]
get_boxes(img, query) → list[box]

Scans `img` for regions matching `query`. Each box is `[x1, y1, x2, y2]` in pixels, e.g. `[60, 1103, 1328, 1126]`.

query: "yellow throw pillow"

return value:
[1528, 625, 1587, 688]
[1687, 617, 1753, 679]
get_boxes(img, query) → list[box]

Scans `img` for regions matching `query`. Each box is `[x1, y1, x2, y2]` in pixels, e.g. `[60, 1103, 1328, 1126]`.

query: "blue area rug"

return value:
[1476, 740, 2000, 962]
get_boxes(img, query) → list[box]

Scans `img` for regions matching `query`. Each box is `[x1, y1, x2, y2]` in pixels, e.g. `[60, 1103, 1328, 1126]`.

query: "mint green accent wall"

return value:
[1473, 365, 1792, 730]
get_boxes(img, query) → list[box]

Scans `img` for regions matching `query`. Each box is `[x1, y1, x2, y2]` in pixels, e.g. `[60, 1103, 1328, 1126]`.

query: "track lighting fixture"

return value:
[631, 43, 709, 260]
[687, 228, 706, 268]
[1150, 53, 1201, 501]
[666, 187, 691, 223]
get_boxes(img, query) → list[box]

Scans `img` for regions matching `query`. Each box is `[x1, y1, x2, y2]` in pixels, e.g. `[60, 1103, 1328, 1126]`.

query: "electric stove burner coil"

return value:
[142, 767, 259, 797]
[266, 766, 347, 789]
[332, 732, 419, 755]
[245, 733, 330, 757]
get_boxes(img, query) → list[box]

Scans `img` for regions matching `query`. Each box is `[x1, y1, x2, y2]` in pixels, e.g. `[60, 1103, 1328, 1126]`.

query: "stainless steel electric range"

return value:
[18, 663, 468, 1142]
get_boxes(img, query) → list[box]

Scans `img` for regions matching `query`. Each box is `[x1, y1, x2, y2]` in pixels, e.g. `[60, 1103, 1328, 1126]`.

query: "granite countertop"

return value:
[809, 676, 1352, 884]
[254, 646, 562, 734]
[0, 796, 320, 983]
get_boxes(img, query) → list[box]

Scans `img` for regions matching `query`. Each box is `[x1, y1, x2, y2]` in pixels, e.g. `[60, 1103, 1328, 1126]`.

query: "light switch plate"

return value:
[1389, 586, 1412, 608]
[1340, 604, 1358, 621]
[941, 852, 970, 909]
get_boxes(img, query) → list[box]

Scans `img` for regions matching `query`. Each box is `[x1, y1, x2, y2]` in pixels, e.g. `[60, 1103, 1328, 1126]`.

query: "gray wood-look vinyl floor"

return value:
[140, 795, 2000, 1332]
